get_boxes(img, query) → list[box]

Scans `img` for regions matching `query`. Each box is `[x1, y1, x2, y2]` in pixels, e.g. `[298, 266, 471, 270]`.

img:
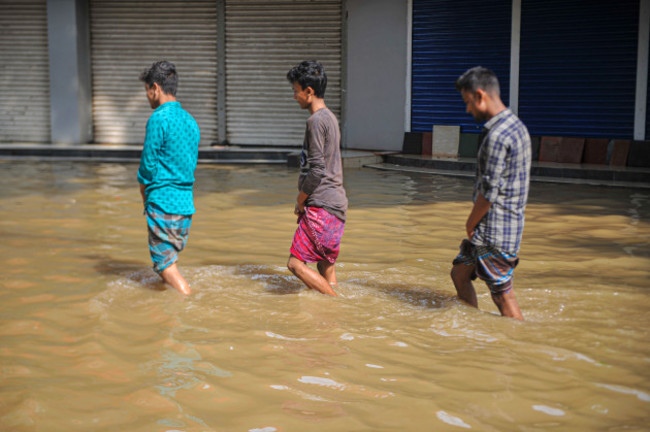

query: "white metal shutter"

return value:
[0, 0, 51, 143]
[89, 0, 218, 145]
[225, 0, 342, 146]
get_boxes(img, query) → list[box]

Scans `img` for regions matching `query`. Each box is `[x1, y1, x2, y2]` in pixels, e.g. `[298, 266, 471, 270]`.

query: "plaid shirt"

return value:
[472, 108, 531, 254]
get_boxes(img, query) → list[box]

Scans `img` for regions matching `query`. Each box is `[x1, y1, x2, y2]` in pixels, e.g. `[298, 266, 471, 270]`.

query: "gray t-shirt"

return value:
[298, 108, 348, 221]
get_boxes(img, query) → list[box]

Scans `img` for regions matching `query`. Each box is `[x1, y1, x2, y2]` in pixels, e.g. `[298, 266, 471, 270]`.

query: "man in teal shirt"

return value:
[138, 61, 200, 295]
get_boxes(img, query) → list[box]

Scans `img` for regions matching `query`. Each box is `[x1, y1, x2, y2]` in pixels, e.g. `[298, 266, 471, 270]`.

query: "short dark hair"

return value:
[455, 66, 500, 96]
[139, 60, 178, 96]
[287, 60, 327, 98]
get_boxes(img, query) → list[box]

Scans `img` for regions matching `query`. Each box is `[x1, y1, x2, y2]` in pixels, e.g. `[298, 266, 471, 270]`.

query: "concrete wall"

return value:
[344, 0, 408, 151]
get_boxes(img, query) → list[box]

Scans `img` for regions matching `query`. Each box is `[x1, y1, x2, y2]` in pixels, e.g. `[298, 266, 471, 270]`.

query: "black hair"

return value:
[286, 60, 327, 98]
[139, 60, 178, 96]
[455, 66, 500, 96]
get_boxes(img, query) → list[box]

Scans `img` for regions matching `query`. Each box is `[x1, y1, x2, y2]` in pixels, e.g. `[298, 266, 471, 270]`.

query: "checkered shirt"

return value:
[472, 108, 531, 254]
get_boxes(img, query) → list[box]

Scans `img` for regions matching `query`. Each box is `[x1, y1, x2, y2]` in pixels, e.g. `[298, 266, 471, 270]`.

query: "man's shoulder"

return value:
[157, 103, 198, 126]
[488, 110, 528, 141]
[177, 106, 198, 127]
[308, 108, 338, 127]
[150, 103, 174, 121]
[146, 109, 165, 129]
[490, 109, 526, 131]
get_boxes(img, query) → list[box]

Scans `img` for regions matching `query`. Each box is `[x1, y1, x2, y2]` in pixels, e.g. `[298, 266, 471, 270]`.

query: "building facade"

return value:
[0, 0, 647, 149]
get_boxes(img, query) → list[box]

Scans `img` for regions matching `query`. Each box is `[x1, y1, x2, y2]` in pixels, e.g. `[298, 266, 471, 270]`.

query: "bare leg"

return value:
[491, 289, 524, 321]
[287, 255, 337, 296]
[160, 263, 191, 295]
[317, 261, 337, 285]
[451, 263, 478, 308]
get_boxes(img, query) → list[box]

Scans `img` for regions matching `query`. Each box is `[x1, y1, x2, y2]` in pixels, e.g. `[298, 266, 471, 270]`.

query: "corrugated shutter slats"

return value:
[411, 0, 511, 134]
[89, 0, 218, 145]
[0, 0, 51, 143]
[519, 0, 639, 138]
[225, 0, 342, 145]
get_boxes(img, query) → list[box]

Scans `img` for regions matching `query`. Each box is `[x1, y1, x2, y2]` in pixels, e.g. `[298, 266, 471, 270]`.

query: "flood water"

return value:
[0, 160, 649, 431]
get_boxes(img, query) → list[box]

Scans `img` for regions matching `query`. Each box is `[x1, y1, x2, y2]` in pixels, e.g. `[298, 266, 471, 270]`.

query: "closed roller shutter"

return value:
[411, 0, 511, 134]
[519, 0, 639, 138]
[90, 0, 218, 145]
[225, 0, 342, 146]
[0, 0, 50, 143]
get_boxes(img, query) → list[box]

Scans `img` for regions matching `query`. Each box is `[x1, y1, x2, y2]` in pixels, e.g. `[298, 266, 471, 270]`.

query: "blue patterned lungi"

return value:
[146, 204, 192, 273]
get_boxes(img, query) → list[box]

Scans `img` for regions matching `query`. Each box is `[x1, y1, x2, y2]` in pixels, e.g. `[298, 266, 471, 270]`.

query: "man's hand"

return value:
[466, 219, 475, 241]
[295, 191, 308, 223]
[294, 202, 305, 223]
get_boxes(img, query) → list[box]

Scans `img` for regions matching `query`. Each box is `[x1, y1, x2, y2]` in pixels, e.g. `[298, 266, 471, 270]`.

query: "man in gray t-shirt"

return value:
[286, 60, 348, 296]
[298, 108, 348, 221]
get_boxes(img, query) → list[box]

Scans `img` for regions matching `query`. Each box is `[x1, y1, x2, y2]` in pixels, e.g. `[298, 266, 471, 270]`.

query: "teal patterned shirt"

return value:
[137, 101, 200, 215]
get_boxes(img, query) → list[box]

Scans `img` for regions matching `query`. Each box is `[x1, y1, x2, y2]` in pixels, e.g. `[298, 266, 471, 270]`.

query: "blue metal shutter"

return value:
[519, 0, 639, 138]
[411, 0, 512, 134]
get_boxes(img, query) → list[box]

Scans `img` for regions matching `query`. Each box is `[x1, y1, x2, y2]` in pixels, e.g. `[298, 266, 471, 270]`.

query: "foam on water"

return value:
[436, 411, 472, 428]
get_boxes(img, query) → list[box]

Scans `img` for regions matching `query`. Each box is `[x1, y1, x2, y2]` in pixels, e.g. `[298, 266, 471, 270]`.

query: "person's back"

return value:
[139, 101, 200, 216]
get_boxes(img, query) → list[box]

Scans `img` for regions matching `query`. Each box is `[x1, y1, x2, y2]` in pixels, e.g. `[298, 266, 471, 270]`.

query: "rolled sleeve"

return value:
[478, 137, 508, 203]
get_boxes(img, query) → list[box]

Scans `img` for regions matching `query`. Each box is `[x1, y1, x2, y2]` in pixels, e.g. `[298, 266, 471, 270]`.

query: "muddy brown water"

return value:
[1, 160, 648, 431]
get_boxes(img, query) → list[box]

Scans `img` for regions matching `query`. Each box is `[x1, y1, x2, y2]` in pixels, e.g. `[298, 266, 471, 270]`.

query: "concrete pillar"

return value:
[634, 0, 649, 140]
[509, 0, 522, 115]
[47, 0, 92, 144]
[216, 0, 226, 145]
[345, 0, 408, 151]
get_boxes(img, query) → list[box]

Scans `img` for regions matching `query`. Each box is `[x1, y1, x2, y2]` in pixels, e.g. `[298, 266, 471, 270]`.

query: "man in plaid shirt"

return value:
[451, 66, 531, 320]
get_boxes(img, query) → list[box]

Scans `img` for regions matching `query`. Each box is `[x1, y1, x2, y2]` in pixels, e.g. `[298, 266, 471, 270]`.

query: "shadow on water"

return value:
[208, 262, 455, 302]
[234, 264, 304, 295]
[356, 279, 457, 310]
[86, 254, 166, 291]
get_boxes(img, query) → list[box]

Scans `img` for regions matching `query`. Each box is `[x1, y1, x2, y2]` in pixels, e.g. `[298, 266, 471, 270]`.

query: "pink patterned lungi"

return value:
[290, 206, 345, 263]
